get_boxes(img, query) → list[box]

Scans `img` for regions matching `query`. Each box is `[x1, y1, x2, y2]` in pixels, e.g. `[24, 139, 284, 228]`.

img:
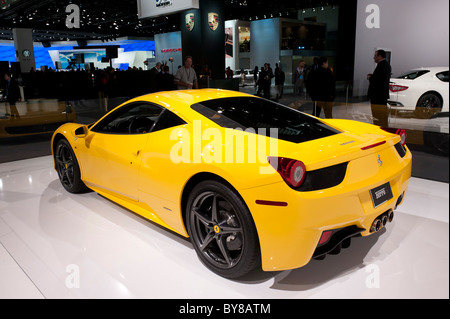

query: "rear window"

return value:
[436, 71, 449, 82]
[393, 70, 429, 80]
[191, 97, 341, 143]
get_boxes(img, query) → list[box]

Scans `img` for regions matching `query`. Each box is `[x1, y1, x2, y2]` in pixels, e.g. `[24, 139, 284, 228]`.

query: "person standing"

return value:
[309, 57, 335, 118]
[174, 56, 198, 90]
[253, 66, 259, 90]
[2, 72, 21, 118]
[367, 49, 391, 126]
[275, 65, 285, 100]
[149, 62, 161, 92]
[2, 72, 20, 105]
[157, 65, 175, 91]
[260, 63, 273, 99]
[293, 60, 306, 96]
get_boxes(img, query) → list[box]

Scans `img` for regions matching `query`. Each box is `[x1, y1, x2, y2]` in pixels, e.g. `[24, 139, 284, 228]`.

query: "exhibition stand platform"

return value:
[0, 156, 448, 299]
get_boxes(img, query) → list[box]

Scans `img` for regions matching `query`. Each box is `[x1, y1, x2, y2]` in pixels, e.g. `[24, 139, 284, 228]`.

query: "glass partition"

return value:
[1, 69, 448, 183]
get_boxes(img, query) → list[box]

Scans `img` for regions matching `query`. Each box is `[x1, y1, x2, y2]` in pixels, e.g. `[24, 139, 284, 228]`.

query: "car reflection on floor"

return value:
[0, 99, 76, 138]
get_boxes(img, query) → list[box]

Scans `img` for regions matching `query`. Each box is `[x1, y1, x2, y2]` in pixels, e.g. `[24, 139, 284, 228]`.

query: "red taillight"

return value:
[381, 127, 407, 146]
[397, 129, 407, 146]
[389, 84, 409, 92]
[268, 157, 306, 188]
[361, 141, 386, 150]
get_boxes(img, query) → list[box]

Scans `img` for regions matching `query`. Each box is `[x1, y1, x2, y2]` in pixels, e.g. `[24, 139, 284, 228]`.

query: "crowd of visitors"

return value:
[15, 67, 163, 101]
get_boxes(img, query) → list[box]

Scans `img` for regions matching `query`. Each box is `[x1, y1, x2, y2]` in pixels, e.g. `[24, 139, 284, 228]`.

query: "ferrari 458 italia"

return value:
[51, 89, 412, 278]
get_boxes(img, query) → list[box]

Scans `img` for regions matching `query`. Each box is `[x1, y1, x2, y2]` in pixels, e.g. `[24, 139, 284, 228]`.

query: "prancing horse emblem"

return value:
[377, 155, 383, 167]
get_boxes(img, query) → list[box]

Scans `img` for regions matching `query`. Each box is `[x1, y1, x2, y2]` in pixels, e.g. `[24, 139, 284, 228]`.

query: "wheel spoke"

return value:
[211, 194, 219, 222]
[56, 146, 75, 188]
[219, 224, 242, 235]
[216, 236, 233, 267]
[191, 208, 213, 227]
[199, 231, 216, 252]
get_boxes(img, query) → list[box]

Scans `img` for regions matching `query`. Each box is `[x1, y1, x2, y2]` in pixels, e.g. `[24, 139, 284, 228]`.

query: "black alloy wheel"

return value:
[186, 180, 261, 278]
[415, 93, 443, 118]
[417, 93, 442, 109]
[55, 139, 89, 193]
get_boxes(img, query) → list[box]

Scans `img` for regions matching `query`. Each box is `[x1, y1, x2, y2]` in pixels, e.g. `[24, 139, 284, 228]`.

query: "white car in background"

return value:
[233, 69, 255, 86]
[388, 67, 449, 113]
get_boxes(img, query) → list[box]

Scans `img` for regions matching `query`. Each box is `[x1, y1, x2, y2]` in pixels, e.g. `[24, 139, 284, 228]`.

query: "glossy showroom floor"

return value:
[0, 156, 448, 299]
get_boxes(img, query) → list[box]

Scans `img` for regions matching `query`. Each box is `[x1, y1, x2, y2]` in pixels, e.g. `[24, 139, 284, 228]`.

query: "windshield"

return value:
[191, 97, 341, 143]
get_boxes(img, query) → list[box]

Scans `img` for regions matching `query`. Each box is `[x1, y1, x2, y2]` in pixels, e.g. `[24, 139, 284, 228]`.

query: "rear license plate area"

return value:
[370, 182, 394, 208]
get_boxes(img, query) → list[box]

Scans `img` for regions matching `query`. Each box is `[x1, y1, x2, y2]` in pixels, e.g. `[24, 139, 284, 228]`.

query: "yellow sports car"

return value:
[51, 89, 412, 278]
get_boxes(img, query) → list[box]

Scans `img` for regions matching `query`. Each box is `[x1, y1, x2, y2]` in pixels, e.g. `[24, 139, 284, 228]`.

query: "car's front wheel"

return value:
[186, 180, 261, 278]
[54, 139, 90, 194]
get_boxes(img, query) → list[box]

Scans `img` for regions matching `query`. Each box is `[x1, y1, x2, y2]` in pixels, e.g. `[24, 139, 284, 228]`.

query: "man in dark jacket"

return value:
[275, 65, 285, 99]
[2, 72, 20, 105]
[308, 56, 335, 118]
[259, 63, 273, 99]
[367, 49, 391, 126]
[2, 72, 21, 118]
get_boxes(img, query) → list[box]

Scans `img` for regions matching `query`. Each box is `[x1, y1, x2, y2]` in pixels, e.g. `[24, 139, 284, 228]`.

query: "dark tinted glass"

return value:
[394, 70, 429, 79]
[152, 109, 186, 132]
[436, 71, 449, 82]
[191, 97, 341, 143]
[92, 103, 162, 134]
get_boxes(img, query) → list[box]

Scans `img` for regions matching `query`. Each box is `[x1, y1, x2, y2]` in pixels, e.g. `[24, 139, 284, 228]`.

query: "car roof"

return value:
[408, 67, 448, 72]
[134, 89, 252, 121]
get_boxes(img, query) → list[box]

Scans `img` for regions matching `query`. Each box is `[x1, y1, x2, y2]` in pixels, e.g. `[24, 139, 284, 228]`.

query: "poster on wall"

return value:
[138, 0, 199, 19]
[225, 27, 233, 58]
[238, 26, 250, 53]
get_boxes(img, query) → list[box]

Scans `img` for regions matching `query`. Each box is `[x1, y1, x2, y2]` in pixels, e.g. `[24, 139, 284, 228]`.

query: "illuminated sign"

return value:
[137, 0, 199, 19]
[160, 48, 181, 53]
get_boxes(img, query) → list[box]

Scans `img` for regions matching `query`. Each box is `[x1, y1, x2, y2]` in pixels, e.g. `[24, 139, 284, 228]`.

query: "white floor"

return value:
[0, 156, 448, 299]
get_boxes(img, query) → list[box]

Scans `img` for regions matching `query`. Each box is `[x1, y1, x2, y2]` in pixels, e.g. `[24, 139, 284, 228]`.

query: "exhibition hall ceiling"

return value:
[0, 0, 340, 42]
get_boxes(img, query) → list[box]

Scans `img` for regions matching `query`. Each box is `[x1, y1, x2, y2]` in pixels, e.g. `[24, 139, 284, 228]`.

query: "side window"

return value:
[152, 109, 187, 132]
[399, 70, 429, 80]
[436, 71, 449, 82]
[92, 103, 163, 134]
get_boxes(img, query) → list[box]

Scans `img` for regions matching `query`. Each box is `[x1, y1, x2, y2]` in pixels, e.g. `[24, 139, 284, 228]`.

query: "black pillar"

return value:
[181, 0, 225, 79]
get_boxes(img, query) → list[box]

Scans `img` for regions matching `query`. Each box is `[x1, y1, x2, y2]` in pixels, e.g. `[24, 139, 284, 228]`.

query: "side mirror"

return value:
[73, 125, 88, 138]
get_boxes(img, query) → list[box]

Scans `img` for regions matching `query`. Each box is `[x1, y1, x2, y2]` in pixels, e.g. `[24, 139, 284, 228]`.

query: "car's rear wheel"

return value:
[415, 93, 443, 118]
[417, 92, 442, 109]
[55, 139, 90, 193]
[186, 180, 261, 278]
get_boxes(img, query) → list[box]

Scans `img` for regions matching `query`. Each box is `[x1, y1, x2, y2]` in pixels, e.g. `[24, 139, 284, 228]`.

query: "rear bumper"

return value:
[241, 147, 412, 271]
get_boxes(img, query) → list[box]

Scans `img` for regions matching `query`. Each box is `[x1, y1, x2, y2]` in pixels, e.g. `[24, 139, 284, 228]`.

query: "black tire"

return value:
[415, 93, 442, 117]
[54, 139, 90, 194]
[186, 180, 261, 279]
[417, 93, 442, 109]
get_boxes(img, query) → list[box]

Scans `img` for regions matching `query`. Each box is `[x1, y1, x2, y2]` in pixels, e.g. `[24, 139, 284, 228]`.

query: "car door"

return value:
[80, 102, 163, 201]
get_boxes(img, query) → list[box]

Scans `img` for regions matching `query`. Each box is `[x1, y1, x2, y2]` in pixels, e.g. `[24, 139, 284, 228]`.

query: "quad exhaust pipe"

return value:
[370, 211, 394, 233]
